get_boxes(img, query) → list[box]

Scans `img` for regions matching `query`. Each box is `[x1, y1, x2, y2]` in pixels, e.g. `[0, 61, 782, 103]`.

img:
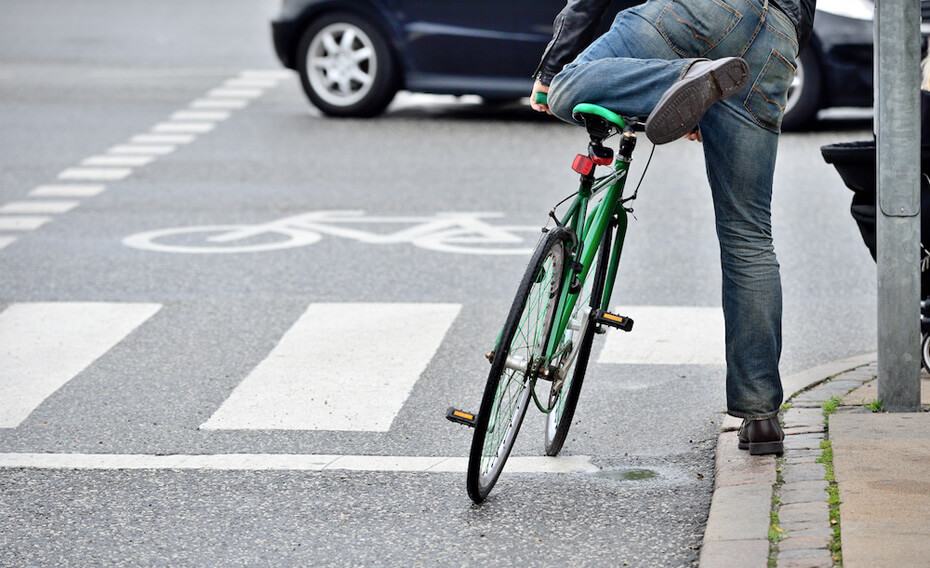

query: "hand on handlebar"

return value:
[531, 80, 551, 114]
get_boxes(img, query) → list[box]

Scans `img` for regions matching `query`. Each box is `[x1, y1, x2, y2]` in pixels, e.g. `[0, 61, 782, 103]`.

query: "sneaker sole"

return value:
[645, 58, 750, 145]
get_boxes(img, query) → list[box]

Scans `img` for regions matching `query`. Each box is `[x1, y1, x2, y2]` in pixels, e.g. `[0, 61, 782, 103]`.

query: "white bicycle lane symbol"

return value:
[122, 210, 541, 255]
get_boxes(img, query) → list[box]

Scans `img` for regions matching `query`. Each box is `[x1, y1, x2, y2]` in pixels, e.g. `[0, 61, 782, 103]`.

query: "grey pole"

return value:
[874, 0, 922, 411]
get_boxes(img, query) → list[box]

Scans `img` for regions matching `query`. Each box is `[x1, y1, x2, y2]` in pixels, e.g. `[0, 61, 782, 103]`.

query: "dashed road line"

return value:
[0, 201, 80, 214]
[0, 69, 293, 251]
[29, 184, 106, 197]
[0, 216, 53, 231]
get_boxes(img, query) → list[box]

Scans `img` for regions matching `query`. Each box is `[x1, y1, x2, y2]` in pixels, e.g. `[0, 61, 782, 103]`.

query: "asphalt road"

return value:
[0, 1, 878, 566]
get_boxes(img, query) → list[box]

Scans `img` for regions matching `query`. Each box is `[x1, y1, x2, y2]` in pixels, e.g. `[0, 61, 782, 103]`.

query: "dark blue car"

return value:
[271, 0, 927, 129]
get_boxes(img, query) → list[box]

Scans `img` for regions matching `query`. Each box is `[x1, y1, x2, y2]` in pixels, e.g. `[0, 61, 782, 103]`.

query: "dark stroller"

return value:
[821, 134, 930, 371]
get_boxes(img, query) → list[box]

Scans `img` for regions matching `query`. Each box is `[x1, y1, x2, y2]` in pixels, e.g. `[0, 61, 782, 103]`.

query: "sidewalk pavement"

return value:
[699, 354, 930, 568]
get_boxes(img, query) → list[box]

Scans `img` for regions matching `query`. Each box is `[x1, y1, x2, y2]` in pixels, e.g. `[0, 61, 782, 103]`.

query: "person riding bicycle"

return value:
[531, 0, 816, 455]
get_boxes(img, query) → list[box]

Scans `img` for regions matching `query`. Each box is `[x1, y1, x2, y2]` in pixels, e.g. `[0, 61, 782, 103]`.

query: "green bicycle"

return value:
[448, 95, 652, 503]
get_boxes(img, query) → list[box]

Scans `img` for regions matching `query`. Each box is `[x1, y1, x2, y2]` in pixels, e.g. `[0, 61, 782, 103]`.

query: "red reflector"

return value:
[592, 155, 612, 166]
[572, 154, 594, 175]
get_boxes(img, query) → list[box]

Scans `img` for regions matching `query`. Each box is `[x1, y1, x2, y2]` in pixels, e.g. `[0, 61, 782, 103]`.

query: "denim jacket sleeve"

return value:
[533, 0, 614, 85]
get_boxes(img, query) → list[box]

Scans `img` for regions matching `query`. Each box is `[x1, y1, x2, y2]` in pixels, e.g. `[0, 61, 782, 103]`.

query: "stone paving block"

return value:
[782, 408, 824, 429]
[698, 539, 770, 568]
[786, 399, 822, 408]
[781, 463, 826, 484]
[780, 519, 829, 533]
[778, 554, 833, 568]
[782, 526, 833, 539]
[779, 548, 833, 561]
[778, 532, 832, 551]
[784, 454, 822, 465]
[783, 424, 825, 436]
[784, 435, 824, 451]
[783, 449, 822, 462]
[780, 479, 828, 493]
[779, 501, 830, 525]
[779, 485, 828, 505]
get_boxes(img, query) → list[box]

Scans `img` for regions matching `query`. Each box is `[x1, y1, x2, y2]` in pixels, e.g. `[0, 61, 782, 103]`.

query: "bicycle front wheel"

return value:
[467, 228, 568, 502]
[544, 225, 611, 456]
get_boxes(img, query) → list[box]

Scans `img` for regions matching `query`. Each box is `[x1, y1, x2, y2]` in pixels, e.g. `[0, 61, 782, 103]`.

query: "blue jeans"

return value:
[549, 0, 799, 419]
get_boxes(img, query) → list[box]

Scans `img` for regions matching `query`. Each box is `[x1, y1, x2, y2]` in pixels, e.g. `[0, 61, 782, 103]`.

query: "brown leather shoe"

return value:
[645, 57, 750, 145]
[737, 417, 784, 455]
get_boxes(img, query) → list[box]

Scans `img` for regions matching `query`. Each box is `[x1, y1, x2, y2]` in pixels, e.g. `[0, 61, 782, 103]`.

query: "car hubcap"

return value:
[307, 23, 377, 107]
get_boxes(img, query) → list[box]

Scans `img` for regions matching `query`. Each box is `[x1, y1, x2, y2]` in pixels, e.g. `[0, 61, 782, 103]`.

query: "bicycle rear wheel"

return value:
[467, 228, 568, 502]
[544, 225, 611, 456]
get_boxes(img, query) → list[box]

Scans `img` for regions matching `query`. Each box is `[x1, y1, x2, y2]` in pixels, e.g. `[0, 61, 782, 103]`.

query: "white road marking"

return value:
[0, 302, 162, 428]
[598, 306, 725, 366]
[0, 201, 80, 214]
[190, 98, 249, 110]
[152, 122, 215, 134]
[170, 110, 230, 121]
[0, 453, 598, 473]
[131, 134, 196, 144]
[224, 78, 279, 88]
[58, 168, 132, 181]
[108, 144, 176, 155]
[239, 70, 292, 80]
[30, 184, 106, 197]
[207, 88, 263, 99]
[0, 237, 17, 249]
[82, 155, 155, 167]
[0, 216, 52, 231]
[201, 303, 461, 432]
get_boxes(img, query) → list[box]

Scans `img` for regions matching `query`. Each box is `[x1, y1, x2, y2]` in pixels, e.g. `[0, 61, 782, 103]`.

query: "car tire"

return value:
[781, 46, 823, 131]
[296, 12, 399, 117]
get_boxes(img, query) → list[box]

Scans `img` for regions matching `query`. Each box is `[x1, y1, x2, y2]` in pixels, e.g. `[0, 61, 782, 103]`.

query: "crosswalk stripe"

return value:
[0, 302, 162, 428]
[597, 305, 725, 365]
[0, 453, 597, 473]
[201, 303, 461, 432]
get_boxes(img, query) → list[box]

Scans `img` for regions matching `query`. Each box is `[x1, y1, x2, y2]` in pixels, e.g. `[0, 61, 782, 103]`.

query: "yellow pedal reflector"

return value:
[594, 309, 634, 332]
[445, 407, 477, 428]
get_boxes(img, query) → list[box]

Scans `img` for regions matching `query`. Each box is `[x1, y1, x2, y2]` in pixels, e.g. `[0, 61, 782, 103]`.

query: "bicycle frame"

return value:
[534, 131, 632, 402]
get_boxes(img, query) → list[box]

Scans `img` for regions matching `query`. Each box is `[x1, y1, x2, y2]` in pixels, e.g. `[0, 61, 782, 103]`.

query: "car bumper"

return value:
[271, 18, 301, 70]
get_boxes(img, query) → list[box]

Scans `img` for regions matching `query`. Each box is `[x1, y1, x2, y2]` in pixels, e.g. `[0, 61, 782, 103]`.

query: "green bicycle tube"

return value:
[548, 178, 626, 352]
[600, 206, 628, 310]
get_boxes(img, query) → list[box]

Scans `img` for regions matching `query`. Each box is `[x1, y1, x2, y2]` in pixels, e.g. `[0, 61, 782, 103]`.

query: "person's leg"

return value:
[547, 6, 692, 122]
[699, 103, 783, 419]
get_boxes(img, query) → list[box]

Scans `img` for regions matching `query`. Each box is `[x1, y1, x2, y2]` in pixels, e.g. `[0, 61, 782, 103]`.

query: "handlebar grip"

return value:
[534, 92, 548, 105]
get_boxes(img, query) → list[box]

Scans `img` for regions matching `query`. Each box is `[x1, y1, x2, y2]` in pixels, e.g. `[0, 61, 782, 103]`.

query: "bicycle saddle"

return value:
[572, 103, 645, 139]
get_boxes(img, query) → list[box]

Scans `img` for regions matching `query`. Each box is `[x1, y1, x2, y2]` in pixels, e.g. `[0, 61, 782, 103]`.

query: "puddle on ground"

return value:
[591, 468, 659, 481]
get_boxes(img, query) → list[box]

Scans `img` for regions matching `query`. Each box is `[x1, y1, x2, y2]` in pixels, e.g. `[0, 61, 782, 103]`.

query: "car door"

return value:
[397, 1, 519, 78]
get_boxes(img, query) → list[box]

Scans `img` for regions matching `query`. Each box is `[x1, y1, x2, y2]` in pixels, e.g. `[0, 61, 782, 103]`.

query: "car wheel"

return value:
[781, 46, 823, 131]
[296, 13, 399, 117]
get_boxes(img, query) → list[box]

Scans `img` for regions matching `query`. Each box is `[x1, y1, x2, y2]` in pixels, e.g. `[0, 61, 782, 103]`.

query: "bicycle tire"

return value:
[544, 225, 612, 456]
[466, 228, 569, 502]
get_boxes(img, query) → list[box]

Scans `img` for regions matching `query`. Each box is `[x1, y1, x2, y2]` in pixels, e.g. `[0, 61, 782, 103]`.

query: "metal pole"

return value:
[875, 0, 922, 411]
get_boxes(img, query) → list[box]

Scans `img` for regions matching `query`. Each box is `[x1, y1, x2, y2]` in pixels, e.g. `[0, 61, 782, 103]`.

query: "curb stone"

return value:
[698, 353, 877, 568]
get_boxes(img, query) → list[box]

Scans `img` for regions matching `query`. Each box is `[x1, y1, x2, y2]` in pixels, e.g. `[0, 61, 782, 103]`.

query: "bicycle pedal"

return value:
[593, 310, 634, 332]
[446, 407, 477, 428]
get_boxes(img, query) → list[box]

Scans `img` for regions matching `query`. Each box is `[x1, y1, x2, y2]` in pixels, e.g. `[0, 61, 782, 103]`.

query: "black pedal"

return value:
[593, 309, 634, 332]
[446, 407, 477, 428]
